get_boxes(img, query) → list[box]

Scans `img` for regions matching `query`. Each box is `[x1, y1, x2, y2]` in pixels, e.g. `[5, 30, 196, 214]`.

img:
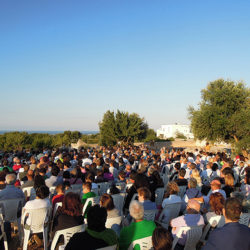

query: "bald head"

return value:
[187, 199, 200, 214]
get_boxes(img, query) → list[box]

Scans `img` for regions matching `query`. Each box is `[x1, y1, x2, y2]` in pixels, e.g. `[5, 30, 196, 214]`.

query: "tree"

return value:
[175, 131, 187, 140]
[188, 79, 250, 155]
[99, 110, 149, 146]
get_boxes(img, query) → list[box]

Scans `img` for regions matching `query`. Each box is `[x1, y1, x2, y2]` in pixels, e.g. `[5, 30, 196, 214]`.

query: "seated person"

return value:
[203, 198, 250, 250]
[119, 200, 156, 250]
[170, 200, 204, 248]
[222, 173, 235, 198]
[100, 194, 120, 218]
[52, 192, 84, 245]
[138, 187, 157, 210]
[85, 172, 98, 190]
[204, 192, 225, 227]
[183, 178, 202, 203]
[162, 182, 182, 209]
[65, 205, 118, 250]
[21, 170, 34, 189]
[52, 184, 65, 209]
[82, 182, 96, 217]
[174, 168, 188, 186]
[69, 168, 82, 185]
[152, 226, 173, 250]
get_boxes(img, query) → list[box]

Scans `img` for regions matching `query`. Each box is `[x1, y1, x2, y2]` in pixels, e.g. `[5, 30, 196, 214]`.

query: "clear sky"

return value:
[0, 0, 249, 131]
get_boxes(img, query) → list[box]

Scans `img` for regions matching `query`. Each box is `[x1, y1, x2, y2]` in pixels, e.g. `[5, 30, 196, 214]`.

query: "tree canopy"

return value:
[188, 79, 250, 154]
[99, 110, 149, 146]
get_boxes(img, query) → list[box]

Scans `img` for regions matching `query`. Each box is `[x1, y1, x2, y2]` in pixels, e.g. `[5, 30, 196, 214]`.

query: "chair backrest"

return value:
[92, 188, 99, 196]
[178, 186, 187, 198]
[53, 202, 63, 217]
[239, 213, 250, 227]
[22, 207, 51, 233]
[111, 193, 125, 214]
[96, 245, 117, 250]
[144, 209, 157, 221]
[82, 196, 100, 215]
[22, 187, 33, 198]
[0, 198, 24, 222]
[155, 188, 165, 206]
[159, 202, 182, 228]
[98, 182, 110, 196]
[50, 224, 85, 250]
[128, 236, 153, 250]
[71, 184, 82, 190]
[50, 186, 56, 194]
[172, 226, 203, 250]
[105, 216, 122, 229]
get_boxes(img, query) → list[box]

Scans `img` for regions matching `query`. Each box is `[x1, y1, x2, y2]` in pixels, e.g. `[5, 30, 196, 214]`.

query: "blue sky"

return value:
[0, 0, 249, 131]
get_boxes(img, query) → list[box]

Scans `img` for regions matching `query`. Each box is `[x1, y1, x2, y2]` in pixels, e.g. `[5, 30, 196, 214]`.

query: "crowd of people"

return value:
[0, 145, 249, 250]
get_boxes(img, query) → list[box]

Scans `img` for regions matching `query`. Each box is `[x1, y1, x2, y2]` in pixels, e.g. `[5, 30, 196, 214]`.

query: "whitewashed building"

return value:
[157, 123, 194, 139]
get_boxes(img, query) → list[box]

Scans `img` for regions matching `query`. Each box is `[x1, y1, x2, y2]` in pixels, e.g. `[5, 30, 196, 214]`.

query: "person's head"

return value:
[56, 184, 65, 195]
[27, 170, 34, 180]
[118, 171, 126, 180]
[100, 194, 115, 211]
[223, 197, 242, 222]
[207, 162, 213, 169]
[51, 166, 60, 177]
[137, 187, 151, 202]
[86, 172, 94, 183]
[147, 166, 155, 176]
[35, 185, 49, 199]
[165, 181, 179, 197]
[209, 192, 225, 215]
[34, 174, 46, 189]
[188, 178, 197, 189]
[191, 168, 201, 184]
[30, 156, 36, 164]
[63, 171, 71, 179]
[187, 199, 200, 214]
[210, 179, 221, 191]
[23, 164, 30, 172]
[174, 162, 181, 171]
[224, 173, 234, 187]
[134, 173, 150, 189]
[129, 200, 144, 221]
[82, 182, 92, 194]
[0, 171, 6, 183]
[5, 174, 16, 185]
[152, 227, 173, 250]
[39, 167, 47, 176]
[61, 192, 82, 216]
[179, 168, 186, 178]
[129, 172, 137, 183]
[87, 205, 107, 232]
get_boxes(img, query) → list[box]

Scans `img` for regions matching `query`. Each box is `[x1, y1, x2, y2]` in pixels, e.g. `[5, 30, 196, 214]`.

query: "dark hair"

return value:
[152, 171, 164, 187]
[87, 205, 107, 232]
[100, 194, 115, 211]
[225, 197, 242, 221]
[0, 171, 6, 182]
[61, 192, 82, 217]
[209, 192, 225, 215]
[152, 227, 173, 250]
[63, 171, 71, 179]
[245, 173, 250, 185]
[36, 185, 49, 199]
[83, 182, 92, 190]
[174, 162, 181, 171]
[51, 166, 60, 176]
[34, 174, 46, 189]
[129, 172, 137, 181]
[212, 163, 218, 171]
[137, 187, 151, 200]
[86, 172, 95, 182]
[135, 173, 150, 189]
[109, 184, 120, 195]
[179, 168, 186, 177]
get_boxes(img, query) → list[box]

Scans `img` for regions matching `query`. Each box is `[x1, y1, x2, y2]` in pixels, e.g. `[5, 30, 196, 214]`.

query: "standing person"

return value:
[203, 198, 250, 250]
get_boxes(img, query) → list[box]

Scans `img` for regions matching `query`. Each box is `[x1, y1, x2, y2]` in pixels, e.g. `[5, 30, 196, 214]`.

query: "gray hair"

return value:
[129, 200, 144, 220]
[5, 174, 16, 185]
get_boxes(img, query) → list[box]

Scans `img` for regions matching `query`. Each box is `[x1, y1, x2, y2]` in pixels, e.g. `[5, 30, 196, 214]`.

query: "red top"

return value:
[13, 164, 21, 171]
[52, 194, 64, 208]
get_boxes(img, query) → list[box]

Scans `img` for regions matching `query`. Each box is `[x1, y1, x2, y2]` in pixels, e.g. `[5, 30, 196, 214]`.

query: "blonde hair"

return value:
[191, 169, 202, 185]
[165, 181, 179, 198]
[224, 173, 234, 187]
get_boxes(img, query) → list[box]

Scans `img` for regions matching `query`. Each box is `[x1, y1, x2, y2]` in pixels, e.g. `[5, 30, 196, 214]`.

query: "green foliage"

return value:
[175, 131, 187, 139]
[0, 131, 83, 151]
[99, 110, 149, 146]
[144, 129, 157, 142]
[81, 133, 100, 144]
[188, 79, 250, 153]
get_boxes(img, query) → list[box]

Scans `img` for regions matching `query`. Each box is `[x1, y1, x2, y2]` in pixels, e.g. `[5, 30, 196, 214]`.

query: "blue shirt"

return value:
[0, 185, 25, 201]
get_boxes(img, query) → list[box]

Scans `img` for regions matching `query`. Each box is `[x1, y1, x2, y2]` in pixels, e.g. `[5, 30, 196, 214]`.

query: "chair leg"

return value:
[17, 218, 22, 242]
[22, 229, 30, 250]
[43, 227, 48, 250]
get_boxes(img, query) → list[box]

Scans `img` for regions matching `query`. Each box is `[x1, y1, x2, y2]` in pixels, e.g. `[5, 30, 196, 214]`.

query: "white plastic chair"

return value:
[98, 182, 110, 196]
[53, 202, 62, 218]
[50, 224, 85, 250]
[92, 188, 99, 196]
[178, 186, 187, 198]
[172, 225, 203, 250]
[111, 193, 125, 215]
[155, 188, 165, 206]
[144, 209, 157, 221]
[0, 212, 8, 250]
[0, 198, 24, 241]
[239, 213, 250, 227]
[22, 207, 51, 250]
[128, 236, 153, 250]
[200, 215, 225, 243]
[157, 202, 182, 229]
[82, 196, 100, 215]
[22, 186, 33, 199]
[96, 245, 117, 250]
[105, 216, 122, 229]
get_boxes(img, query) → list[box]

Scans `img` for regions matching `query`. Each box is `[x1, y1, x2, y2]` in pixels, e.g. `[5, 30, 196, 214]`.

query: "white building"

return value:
[157, 123, 194, 139]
